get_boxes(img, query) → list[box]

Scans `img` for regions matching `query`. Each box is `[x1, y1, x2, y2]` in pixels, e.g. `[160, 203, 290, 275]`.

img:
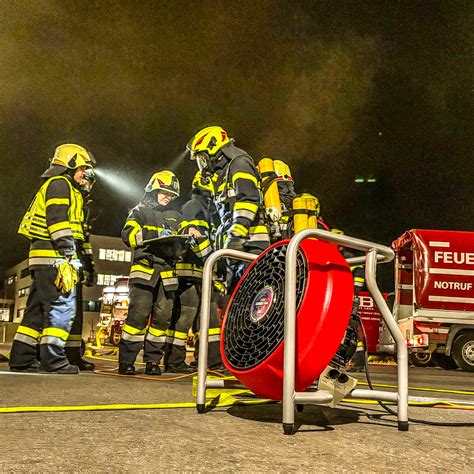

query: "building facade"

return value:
[2, 235, 132, 334]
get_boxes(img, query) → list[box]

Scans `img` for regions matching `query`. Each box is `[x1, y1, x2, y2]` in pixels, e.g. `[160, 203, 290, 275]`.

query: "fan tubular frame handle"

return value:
[196, 249, 257, 409]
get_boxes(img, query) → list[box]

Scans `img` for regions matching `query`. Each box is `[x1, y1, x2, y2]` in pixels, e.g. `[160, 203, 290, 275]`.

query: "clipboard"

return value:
[142, 235, 190, 260]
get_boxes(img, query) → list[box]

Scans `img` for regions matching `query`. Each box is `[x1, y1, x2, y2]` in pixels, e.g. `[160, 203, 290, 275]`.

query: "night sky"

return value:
[0, 0, 472, 288]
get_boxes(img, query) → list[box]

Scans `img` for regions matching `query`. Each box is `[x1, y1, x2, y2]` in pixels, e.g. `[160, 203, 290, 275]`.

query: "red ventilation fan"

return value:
[220, 239, 354, 400]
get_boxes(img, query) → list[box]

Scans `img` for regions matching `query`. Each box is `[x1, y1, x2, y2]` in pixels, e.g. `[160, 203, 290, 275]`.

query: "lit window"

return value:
[98, 248, 132, 262]
[18, 287, 29, 297]
[97, 274, 126, 286]
[0, 308, 10, 322]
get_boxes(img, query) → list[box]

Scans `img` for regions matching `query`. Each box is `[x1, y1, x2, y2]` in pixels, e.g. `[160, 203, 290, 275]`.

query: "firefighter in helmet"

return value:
[177, 171, 223, 370]
[262, 159, 327, 240]
[187, 126, 270, 288]
[119, 170, 184, 376]
[271, 159, 296, 240]
[10, 144, 95, 374]
[65, 168, 97, 371]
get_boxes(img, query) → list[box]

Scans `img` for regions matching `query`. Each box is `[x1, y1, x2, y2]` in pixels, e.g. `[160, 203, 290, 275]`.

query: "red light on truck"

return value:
[411, 334, 429, 347]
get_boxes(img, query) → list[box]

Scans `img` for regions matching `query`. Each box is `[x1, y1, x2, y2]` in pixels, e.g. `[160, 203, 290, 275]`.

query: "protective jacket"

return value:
[12, 172, 85, 372]
[212, 143, 270, 252]
[180, 193, 218, 263]
[173, 195, 222, 369]
[18, 175, 84, 268]
[122, 199, 182, 289]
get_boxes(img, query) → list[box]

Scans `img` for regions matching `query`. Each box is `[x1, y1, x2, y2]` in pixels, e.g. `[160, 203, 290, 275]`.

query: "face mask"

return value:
[196, 152, 213, 178]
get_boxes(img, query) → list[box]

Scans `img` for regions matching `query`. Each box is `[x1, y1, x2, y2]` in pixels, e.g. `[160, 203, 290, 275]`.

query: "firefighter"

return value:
[187, 126, 270, 290]
[182, 171, 218, 241]
[177, 171, 223, 370]
[119, 170, 188, 376]
[9, 144, 95, 374]
[65, 168, 97, 371]
[262, 159, 327, 241]
[330, 228, 366, 370]
[271, 159, 296, 240]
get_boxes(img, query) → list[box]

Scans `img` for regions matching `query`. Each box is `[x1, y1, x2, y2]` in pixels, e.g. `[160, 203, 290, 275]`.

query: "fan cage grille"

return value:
[223, 243, 308, 370]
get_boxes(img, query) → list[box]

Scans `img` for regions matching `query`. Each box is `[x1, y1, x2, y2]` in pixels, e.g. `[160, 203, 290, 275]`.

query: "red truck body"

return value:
[357, 292, 388, 354]
[392, 229, 474, 371]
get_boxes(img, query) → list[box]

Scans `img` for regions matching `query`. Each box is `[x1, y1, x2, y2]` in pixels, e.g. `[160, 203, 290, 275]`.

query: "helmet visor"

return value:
[196, 152, 212, 177]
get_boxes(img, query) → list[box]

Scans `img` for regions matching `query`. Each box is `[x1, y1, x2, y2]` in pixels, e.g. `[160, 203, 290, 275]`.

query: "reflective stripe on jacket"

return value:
[18, 176, 85, 267]
[18, 176, 84, 243]
[213, 144, 269, 251]
[122, 200, 182, 288]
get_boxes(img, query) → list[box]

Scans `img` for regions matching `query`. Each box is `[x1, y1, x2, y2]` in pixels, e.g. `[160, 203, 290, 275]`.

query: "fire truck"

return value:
[392, 229, 474, 371]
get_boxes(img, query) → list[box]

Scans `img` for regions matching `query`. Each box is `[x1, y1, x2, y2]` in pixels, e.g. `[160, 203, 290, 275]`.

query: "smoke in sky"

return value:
[0, 0, 472, 282]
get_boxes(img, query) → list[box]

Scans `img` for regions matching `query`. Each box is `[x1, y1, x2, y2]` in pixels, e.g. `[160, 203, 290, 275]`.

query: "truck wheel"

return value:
[452, 332, 474, 372]
[409, 352, 435, 367]
[433, 353, 458, 370]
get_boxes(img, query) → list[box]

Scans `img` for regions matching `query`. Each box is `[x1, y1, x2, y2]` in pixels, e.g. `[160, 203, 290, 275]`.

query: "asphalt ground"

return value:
[0, 355, 473, 472]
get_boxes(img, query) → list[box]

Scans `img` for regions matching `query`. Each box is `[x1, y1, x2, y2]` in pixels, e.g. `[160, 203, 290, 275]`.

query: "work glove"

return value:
[54, 259, 80, 294]
[158, 229, 173, 238]
[187, 227, 203, 239]
[69, 259, 82, 270]
[55, 258, 82, 270]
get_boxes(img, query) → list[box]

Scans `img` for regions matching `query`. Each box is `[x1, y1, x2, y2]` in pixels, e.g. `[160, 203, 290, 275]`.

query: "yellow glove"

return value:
[54, 260, 79, 294]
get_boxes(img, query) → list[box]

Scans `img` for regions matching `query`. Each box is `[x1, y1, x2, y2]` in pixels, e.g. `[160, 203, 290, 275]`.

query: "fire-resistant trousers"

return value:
[118, 282, 174, 365]
[164, 279, 197, 368]
[65, 281, 84, 365]
[192, 283, 222, 369]
[9, 267, 77, 371]
[164, 277, 222, 368]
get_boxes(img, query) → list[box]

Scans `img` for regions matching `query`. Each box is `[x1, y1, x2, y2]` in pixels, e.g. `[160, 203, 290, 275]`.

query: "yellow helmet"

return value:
[51, 144, 95, 169]
[273, 160, 293, 182]
[187, 126, 231, 158]
[331, 228, 345, 235]
[192, 171, 214, 195]
[145, 170, 180, 197]
[300, 192, 321, 215]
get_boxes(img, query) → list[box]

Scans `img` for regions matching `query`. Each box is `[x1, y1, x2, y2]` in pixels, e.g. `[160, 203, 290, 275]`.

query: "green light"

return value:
[354, 177, 365, 183]
[367, 177, 377, 183]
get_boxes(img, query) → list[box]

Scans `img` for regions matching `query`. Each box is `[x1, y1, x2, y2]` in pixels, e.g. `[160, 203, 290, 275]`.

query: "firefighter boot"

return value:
[66, 347, 95, 371]
[165, 363, 195, 374]
[10, 360, 40, 373]
[77, 359, 95, 371]
[145, 362, 162, 376]
[119, 363, 136, 375]
[40, 364, 80, 374]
